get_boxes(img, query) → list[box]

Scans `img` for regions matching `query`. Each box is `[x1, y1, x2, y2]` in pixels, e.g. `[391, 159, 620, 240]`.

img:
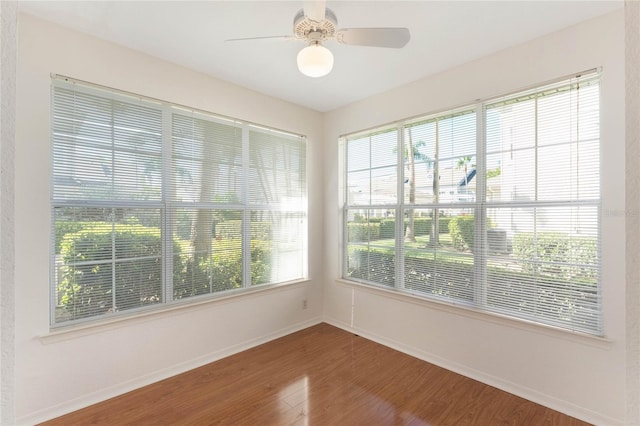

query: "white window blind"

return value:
[484, 74, 600, 332]
[51, 77, 307, 326]
[343, 72, 601, 335]
[402, 108, 477, 303]
[345, 128, 399, 287]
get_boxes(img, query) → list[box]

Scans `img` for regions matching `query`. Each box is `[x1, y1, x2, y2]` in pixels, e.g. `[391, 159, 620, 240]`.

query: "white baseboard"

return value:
[322, 317, 622, 426]
[18, 317, 322, 426]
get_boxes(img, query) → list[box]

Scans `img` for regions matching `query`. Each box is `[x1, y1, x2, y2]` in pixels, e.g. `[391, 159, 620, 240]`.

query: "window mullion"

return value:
[242, 124, 251, 288]
[111, 209, 117, 312]
[110, 104, 117, 312]
[162, 106, 173, 303]
[341, 138, 349, 279]
[396, 125, 405, 290]
[474, 104, 487, 308]
[341, 73, 601, 335]
[51, 78, 307, 327]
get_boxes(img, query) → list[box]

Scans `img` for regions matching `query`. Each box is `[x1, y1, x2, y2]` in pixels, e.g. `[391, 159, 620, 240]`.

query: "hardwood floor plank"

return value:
[40, 323, 591, 426]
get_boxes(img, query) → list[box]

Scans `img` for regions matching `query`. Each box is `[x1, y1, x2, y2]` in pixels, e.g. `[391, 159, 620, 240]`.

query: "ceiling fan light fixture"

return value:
[297, 42, 334, 78]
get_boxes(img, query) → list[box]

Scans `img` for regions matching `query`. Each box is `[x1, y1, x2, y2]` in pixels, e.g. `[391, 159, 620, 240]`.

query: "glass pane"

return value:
[115, 258, 163, 311]
[347, 170, 370, 205]
[485, 206, 599, 332]
[371, 166, 397, 205]
[537, 82, 600, 147]
[486, 148, 536, 202]
[438, 111, 476, 160]
[112, 151, 162, 200]
[173, 158, 242, 204]
[53, 207, 162, 323]
[251, 210, 306, 285]
[55, 263, 113, 323]
[403, 111, 475, 205]
[347, 136, 370, 172]
[370, 130, 398, 168]
[403, 208, 474, 303]
[346, 129, 398, 207]
[404, 125, 436, 204]
[436, 156, 476, 204]
[486, 99, 536, 153]
[112, 101, 163, 153]
[172, 114, 243, 204]
[538, 141, 599, 201]
[577, 83, 600, 141]
[408, 163, 437, 204]
[52, 87, 163, 202]
[172, 208, 243, 300]
[249, 130, 307, 205]
[405, 121, 436, 162]
[345, 208, 395, 287]
[347, 167, 397, 206]
[538, 90, 575, 146]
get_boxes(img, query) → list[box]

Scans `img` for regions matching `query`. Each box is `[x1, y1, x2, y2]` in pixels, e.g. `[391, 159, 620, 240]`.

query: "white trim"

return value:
[161, 105, 173, 303]
[22, 317, 322, 426]
[625, 1, 640, 424]
[0, 2, 17, 425]
[41, 279, 311, 343]
[334, 278, 612, 348]
[322, 317, 621, 426]
[338, 69, 599, 141]
[51, 74, 305, 139]
[241, 123, 250, 288]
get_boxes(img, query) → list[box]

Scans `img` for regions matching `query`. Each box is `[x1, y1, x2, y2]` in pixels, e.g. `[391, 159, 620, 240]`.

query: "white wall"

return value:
[323, 10, 626, 426]
[15, 13, 324, 424]
[625, 1, 640, 424]
[1, 2, 17, 425]
[13, 7, 632, 426]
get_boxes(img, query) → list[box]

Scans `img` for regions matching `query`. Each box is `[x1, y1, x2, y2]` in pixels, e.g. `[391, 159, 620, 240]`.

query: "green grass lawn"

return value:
[349, 232, 475, 265]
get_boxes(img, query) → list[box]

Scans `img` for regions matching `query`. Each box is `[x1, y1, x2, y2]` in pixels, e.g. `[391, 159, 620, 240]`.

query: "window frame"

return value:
[340, 70, 602, 336]
[50, 76, 308, 328]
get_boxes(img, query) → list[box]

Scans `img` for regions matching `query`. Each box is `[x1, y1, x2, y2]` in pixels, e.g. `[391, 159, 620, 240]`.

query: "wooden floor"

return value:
[42, 323, 590, 425]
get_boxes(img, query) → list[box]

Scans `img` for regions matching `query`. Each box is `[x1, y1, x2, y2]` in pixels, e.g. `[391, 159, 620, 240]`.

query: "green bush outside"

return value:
[347, 222, 381, 242]
[57, 222, 272, 322]
[173, 239, 272, 298]
[448, 216, 495, 252]
[354, 217, 451, 240]
[215, 220, 272, 240]
[346, 245, 395, 287]
[448, 216, 475, 251]
[353, 212, 385, 223]
[58, 224, 173, 321]
[347, 244, 598, 329]
[55, 221, 88, 254]
[411, 218, 430, 236]
[512, 232, 597, 281]
[379, 219, 396, 239]
[250, 241, 272, 285]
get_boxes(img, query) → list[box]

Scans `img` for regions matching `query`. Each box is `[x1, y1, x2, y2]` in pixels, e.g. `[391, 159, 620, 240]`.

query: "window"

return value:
[343, 72, 601, 335]
[51, 77, 307, 326]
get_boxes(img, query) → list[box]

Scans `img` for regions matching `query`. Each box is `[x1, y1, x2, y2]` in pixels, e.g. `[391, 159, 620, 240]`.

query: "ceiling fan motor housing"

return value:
[294, 8, 338, 41]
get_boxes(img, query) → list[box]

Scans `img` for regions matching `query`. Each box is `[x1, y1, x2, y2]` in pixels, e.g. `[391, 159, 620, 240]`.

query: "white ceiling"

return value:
[19, 0, 622, 112]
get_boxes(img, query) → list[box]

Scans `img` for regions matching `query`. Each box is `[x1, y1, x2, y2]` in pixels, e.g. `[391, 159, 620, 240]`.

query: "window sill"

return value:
[40, 279, 311, 344]
[335, 278, 613, 349]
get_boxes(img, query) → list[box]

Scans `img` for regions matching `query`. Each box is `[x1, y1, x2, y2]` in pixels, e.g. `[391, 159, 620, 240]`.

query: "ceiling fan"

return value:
[226, 1, 411, 78]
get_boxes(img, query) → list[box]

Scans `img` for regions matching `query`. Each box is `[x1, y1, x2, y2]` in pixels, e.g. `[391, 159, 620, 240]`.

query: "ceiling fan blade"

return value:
[335, 28, 410, 48]
[304, 0, 326, 22]
[225, 35, 295, 42]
